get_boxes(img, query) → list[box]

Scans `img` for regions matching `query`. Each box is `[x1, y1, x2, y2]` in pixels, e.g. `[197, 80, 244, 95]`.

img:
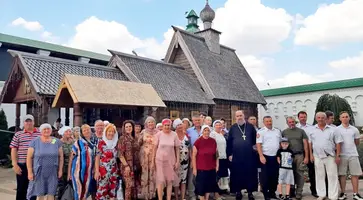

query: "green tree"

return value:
[0, 109, 8, 130]
[314, 94, 355, 125]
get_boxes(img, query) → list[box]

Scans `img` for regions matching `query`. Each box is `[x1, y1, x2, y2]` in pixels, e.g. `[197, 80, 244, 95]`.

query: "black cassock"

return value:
[227, 122, 258, 193]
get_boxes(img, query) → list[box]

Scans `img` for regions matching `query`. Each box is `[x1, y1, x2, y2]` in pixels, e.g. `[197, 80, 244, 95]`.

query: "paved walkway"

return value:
[0, 167, 361, 200]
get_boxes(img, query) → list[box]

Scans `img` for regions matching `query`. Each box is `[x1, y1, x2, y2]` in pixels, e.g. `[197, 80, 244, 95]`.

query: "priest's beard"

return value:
[237, 120, 245, 126]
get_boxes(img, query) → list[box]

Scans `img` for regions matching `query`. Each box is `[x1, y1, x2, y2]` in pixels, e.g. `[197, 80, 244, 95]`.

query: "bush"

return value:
[0, 130, 14, 160]
[0, 109, 8, 130]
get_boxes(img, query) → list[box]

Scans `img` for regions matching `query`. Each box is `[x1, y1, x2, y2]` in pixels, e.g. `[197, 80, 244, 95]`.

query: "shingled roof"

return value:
[13, 51, 128, 95]
[109, 50, 214, 105]
[171, 27, 266, 104]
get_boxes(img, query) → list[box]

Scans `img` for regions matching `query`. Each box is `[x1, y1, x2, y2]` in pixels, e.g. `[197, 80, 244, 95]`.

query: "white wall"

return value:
[258, 86, 363, 130]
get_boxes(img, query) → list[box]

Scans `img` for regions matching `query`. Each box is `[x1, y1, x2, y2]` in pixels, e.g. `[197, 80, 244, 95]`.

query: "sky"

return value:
[0, 0, 362, 90]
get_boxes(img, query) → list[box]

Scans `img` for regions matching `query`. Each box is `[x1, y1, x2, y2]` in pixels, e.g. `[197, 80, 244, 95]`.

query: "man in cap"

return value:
[10, 114, 40, 200]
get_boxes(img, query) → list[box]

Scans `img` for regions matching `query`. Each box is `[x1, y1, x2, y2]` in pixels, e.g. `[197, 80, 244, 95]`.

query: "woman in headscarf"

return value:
[210, 120, 229, 197]
[192, 125, 219, 200]
[182, 118, 192, 132]
[67, 124, 95, 200]
[138, 116, 158, 200]
[118, 120, 140, 200]
[72, 126, 81, 140]
[56, 126, 74, 199]
[156, 123, 163, 131]
[153, 119, 180, 200]
[94, 123, 119, 200]
[26, 123, 64, 200]
[173, 118, 190, 200]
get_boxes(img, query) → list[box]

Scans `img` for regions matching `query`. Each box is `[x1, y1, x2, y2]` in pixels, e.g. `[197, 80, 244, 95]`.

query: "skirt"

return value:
[195, 170, 219, 196]
[217, 159, 229, 178]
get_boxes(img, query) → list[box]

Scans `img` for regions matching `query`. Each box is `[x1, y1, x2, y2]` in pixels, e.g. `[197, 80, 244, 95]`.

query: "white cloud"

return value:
[264, 71, 334, 89]
[239, 55, 274, 87]
[213, 0, 293, 55]
[294, 0, 363, 48]
[66, 16, 175, 59]
[41, 31, 59, 44]
[329, 51, 363, 69]
[11, 17, 43, 31]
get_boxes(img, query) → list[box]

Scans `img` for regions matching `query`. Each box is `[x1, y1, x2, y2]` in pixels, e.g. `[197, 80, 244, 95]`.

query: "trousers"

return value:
[187, 166, 195, 199]
[314, 156, 339, 200]
[260, 155, 279, 196]
[16, 163, 36, 200]
[292, 154, 305, 197]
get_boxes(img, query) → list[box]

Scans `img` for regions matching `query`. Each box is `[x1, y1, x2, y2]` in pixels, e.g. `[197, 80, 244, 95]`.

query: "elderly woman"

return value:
[95, 123, 119, 200]
[173, 118, 190, 200]
[138, 116, 158, 200]
[153, 119, 180, 200]
[118, 120, 140, 200]
[57, 126, 74, 199]
[156, 123, 163, 131]
[210, 120, 229, 195]
[68, 124, 95, 200]
[192, 125, 219, 200]
[26, 123, 64, 200]
[204, 116, 213, 127]
[72, 126, 81, 140]
[182, 118, 192, 132]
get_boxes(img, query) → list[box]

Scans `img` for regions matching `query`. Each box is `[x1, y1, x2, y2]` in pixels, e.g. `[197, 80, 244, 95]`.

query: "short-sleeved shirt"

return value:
[296, 123, 312, 132]
[277, 148, 294, 169]
[336, 124, 360, 157]
[282, 127, 308, 154]
[154, 131, 180, 163]
[256, 127, 281, 156]
[187, 127, 201, 147]
[9, 128, 41, 163]
[194, 137, 217, 170]
[308, 125, 343, 159]
[210, 131, 227, 159]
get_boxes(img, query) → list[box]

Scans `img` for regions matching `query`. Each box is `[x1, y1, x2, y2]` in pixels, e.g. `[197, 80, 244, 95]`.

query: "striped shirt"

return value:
[9, 128, 41, 163]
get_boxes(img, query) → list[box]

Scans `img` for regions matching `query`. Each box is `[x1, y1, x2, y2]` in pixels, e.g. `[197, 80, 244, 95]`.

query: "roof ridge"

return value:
[108, 49, 185, 70]
[9, 50, 118, 72]
[172, 26, 235, 51]
[0, 32, 111, 61]
[261, 77, 363, 97]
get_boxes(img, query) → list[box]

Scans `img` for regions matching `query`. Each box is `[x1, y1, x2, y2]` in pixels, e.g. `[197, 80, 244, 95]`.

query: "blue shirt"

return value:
[187, 126, 201, 146]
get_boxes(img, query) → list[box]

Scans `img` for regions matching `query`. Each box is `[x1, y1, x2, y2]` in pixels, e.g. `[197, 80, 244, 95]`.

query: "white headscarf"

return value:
[212, 120, 222, 128]
[104, 120, 110, 126]
[103, 124, 119, 149]
[200, 124, 211, 135]
[39, 123, 52, 132]
[58, 126, 72, 136]
[182, 118, 192, 128]
[156, 123, 162, 129]
[173, 118, 183, 129]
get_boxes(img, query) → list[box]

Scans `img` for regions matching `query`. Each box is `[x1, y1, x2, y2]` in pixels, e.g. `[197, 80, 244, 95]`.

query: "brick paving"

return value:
[0, 167, 361, 200]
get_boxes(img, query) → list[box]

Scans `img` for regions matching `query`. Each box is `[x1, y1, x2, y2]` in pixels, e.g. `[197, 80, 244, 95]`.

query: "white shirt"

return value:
[336, 124, 360, 157]
[308, 124, 343, 159]
[296, 123, 312, 132]
[256, 127, 281, 156]
[210, 131, 227, 159]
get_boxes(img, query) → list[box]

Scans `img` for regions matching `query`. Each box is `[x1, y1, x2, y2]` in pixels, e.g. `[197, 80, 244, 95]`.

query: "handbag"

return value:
[116, 177, 124, 200]
[60, 182, 74, 200]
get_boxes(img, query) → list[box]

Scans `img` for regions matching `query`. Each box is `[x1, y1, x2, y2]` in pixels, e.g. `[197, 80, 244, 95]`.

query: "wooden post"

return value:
[65, 107, 70, 126]
[41, 98, 49, 124]
[73, 103, 83, 127]
[15, 103, 21, 131]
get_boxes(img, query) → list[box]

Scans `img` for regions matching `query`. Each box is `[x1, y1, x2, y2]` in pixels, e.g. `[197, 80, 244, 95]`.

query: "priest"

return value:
[227, 110, 259, 200]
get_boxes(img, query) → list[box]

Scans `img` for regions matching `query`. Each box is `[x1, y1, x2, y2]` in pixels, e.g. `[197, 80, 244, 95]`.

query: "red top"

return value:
[194, 137, 217, 170]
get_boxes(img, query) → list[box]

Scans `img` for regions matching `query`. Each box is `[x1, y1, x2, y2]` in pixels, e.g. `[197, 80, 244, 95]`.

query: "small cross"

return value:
[242, 135, 246, 140]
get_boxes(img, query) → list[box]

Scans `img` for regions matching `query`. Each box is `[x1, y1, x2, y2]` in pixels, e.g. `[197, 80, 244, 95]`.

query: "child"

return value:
[277, 137, 294, 200]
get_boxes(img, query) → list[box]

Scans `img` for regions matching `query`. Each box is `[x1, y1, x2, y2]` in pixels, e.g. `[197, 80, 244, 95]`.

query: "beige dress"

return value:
[138, 129, 158, 199]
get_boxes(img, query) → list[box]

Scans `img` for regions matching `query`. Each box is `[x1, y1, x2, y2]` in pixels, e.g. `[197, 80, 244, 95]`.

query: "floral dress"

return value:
[118, 134, 140, 200]
[96, 140, 118, 200]
[138, 129, 158, 199]
[178, 135, 190, 184]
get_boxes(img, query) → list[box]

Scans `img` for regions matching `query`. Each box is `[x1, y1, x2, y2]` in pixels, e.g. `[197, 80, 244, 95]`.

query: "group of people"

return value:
[8, 110, 362, 200]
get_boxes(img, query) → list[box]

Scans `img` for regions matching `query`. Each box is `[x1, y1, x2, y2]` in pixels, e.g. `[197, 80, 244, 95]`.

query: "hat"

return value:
[173, 118, 183, 129]
[23, 114, 34, 121]
[281, 137, 289, 143]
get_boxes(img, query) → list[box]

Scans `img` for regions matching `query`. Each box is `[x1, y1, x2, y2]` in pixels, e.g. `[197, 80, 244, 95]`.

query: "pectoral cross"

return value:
[242, 134, 246, 140]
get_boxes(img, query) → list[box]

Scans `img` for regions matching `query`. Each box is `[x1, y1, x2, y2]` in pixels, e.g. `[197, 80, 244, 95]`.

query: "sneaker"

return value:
[285, 195, 290, 200]
[278, 194, 285, 200]
[338, 193, 347, 200]
[353, 193, 363, 200]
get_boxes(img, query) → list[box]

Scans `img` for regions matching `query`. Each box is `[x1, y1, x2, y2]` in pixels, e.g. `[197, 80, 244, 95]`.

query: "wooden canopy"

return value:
[52, 74, 166, 108]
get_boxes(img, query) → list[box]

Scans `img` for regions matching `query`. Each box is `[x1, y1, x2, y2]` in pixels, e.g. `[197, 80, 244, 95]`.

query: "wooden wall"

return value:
[155, 102, 209, 122]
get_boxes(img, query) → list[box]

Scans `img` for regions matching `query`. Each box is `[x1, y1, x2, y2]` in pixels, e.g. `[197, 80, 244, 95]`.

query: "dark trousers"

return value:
[16, 163, 35, 200]
[307, 161, 317, 195]
[260, 155, 279, 197]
